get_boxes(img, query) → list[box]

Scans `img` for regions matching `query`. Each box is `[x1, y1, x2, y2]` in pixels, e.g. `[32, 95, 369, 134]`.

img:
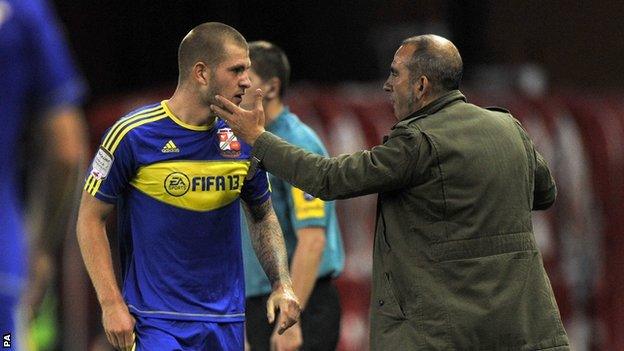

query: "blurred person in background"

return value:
[0, 0, 88, 349]
[76, 22, 299, 351]
[240, 41, 344, 351]
[213, 34, 570, 350]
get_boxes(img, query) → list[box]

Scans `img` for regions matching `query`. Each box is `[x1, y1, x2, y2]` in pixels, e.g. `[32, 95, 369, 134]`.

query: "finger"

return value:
[215, 95, 240, 113]
[210, 104, 232, 120]
[278, 318, 297, 335]
[266, 297, 276, 324]
[277, 325, 287, 335]
[105, 331, 115, 348]
[277, 307, 299, 335]
[277, 319, 293, 335]
[121, 330, 134, 350]
[254, 89, 264, 111]
[111, 331, 122, 350]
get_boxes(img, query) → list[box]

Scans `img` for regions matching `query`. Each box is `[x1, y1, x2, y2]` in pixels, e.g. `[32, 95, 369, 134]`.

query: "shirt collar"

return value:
[267, 106, 290, 132]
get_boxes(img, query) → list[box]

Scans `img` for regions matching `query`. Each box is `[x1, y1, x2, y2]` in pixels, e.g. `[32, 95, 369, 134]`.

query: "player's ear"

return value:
[264, 77, 281, 100]
[193, 62, 211, 86]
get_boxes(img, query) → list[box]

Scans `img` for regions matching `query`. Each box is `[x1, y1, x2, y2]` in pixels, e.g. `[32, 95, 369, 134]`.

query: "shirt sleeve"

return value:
[288, 184, 327, 229]
[240, 168, 271, 206]
[83, 129, 135, 203]
[23, 0, 86, 110]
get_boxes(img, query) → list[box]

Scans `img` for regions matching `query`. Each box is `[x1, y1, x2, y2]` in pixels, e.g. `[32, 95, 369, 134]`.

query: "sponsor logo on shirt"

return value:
[161, 140, 180, 153]
[218, 128, 241, 158]
[163, 172, 243, 197]
[164, 172, 190, 196]
[132, 161, 251, 211]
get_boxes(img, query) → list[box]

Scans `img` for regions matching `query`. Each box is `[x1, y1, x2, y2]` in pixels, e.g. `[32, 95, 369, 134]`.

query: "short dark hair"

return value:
[248, 41, 291, 98]
[401, 35, 463, 93]
[177, 22, 247, 81]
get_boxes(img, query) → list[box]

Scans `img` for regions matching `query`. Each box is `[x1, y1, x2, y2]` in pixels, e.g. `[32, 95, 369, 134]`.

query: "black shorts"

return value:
[245, 277, 341, 351]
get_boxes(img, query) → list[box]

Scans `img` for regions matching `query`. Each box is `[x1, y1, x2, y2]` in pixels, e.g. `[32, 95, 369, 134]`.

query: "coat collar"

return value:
[392, 90, 466, 129]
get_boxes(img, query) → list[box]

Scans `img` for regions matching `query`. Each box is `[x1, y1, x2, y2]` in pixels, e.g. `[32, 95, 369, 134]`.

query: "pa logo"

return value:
[3, 333, 10, 348]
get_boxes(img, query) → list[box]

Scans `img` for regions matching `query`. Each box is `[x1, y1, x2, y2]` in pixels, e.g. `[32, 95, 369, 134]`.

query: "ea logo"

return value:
[164, 172, 190, 197]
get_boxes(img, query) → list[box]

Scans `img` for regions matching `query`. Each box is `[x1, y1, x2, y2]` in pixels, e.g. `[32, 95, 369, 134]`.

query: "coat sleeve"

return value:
[508, 115, 557, 211]
[251, 127, 425, 200]
[532, 149, 557, 210]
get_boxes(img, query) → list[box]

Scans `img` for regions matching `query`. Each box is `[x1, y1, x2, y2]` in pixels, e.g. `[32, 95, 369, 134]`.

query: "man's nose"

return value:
[383, 80, 392, 92]
[240, 74, 252, 89]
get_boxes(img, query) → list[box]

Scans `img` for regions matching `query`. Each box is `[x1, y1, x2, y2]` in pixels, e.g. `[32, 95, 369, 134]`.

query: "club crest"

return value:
[218, 128, 241, 158]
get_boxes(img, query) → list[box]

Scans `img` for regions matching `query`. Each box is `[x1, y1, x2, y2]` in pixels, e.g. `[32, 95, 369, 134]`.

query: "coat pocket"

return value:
[435, 250, 566, 349]
[383, 272, 407, 318]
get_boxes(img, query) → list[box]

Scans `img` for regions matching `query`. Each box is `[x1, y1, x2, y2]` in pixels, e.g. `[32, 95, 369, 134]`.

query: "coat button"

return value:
[378, 299, 384, 306]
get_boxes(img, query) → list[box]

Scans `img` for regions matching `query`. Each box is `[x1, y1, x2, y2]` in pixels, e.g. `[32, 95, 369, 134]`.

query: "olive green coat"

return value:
[251, 91, 569, 350]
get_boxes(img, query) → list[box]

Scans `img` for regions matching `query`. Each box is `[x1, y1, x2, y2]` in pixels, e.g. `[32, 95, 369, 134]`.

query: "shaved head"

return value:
[177, 22, 247, 83]
[401, 34, 463, 94]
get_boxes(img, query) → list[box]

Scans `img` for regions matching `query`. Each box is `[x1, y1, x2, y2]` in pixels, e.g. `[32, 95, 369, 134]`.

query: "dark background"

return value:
[52, 0, 624, 99]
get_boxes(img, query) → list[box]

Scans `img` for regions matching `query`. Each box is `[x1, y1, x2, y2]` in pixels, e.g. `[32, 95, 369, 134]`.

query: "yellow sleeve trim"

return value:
[86, 113, 167, 195]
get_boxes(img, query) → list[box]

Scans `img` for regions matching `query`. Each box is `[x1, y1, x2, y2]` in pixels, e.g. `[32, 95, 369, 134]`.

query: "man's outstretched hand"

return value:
[211, 89, 266, 146]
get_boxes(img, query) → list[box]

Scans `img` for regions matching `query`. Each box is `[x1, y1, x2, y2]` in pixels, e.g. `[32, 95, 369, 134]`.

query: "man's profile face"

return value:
[383, 44, 418, 120]
[205, 42, 251, 108]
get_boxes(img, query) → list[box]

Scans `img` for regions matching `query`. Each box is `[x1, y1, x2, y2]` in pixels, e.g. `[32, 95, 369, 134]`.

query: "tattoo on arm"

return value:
[244, 199, 291, 287]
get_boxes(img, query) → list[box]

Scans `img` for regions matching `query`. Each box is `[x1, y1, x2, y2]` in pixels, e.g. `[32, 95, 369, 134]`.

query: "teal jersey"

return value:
[242, 107, 344, 298]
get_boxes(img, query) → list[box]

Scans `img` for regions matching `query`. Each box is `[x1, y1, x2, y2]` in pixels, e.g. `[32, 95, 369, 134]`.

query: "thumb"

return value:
[254, 88, 264, 111]
[266, 297, 276, 324]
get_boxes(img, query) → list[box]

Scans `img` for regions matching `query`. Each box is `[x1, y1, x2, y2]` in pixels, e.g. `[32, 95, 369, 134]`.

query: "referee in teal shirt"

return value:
[240, 41, 345, 351]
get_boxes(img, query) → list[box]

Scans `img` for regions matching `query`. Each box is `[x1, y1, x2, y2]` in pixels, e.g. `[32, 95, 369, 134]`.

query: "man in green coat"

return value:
[213, 34, 570, 350]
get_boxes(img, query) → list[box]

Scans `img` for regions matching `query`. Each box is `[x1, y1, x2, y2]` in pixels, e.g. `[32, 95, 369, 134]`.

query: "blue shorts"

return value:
[134, 316, 244, 351]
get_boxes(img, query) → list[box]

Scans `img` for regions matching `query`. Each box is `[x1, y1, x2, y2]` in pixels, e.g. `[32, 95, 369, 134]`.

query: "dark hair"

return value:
[401, 35, 463, 93]
[248, 41, 291, 98]
[177, 22, 247, 81]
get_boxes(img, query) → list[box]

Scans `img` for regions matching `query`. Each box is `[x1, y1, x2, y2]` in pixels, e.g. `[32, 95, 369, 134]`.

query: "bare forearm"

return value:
[25, 160, 82, 312]
[24, 109, 87, 315]
[29, 108, 88, 250]
[249, 216, 291, 287]
[38, 158, 84, 247]
[290, 228, 326, 310]
[246, 201, 292, 288]
[76, 197, 124, 306]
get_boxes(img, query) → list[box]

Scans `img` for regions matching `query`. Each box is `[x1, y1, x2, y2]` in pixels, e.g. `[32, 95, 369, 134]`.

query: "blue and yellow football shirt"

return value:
[84, 101, 270, 322]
